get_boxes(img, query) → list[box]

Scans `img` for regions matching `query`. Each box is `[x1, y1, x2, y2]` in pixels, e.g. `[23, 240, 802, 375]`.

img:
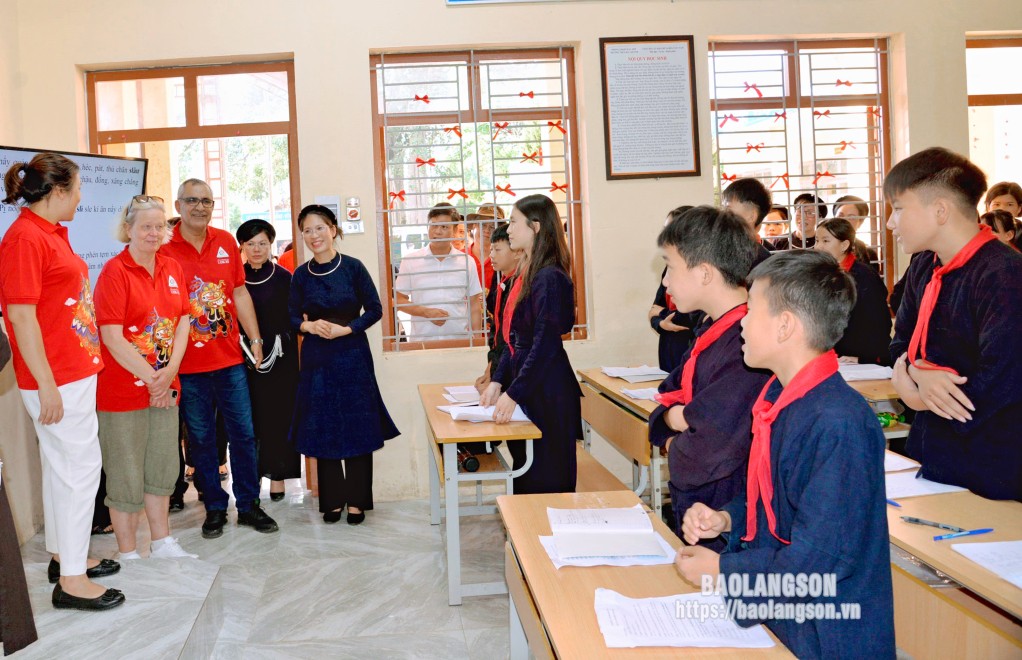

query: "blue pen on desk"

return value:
[933, 528, 994, 541]
[886, 499, 902, 508]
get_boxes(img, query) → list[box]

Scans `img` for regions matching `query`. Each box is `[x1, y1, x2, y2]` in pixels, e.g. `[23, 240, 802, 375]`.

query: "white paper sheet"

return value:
[622, 387, 659, 401]
[838, 363, 894, 381]
[436, 404, 530, 423]
[594, 589, 775, 649]
[884, 452, 921, 473]
[951, 541, 1022, 590]
[554, 531, 666, 560]
[885, 470, 966, 499]
[548, 504, 654, 533]
[442, 393, 480, 404]
[539, 534, 675, 568]
[601, 365, 670, 383]
[443, 386, 480, 402]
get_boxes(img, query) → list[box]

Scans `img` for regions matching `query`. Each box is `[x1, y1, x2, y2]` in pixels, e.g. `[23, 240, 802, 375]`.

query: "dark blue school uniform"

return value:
[494, 265, 582, 494]
[648, 317, 770, 535]
[836, 260, 892, 366]
[889, 240, 1022, 501]
[719, 374, 895, 660]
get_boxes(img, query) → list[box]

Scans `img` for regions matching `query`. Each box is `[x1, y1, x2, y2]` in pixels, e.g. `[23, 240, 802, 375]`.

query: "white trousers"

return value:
[20, 375, 101, 577]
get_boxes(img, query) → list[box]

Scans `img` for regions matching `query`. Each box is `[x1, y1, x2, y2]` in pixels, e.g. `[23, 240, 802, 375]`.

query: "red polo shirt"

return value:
[159, 224, 245, 374]
[94, 248, 189, 412]
[0, 208, 103, 389]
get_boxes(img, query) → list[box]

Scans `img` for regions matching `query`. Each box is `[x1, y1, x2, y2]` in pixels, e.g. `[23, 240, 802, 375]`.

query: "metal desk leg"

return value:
[650, 452, 663, 519]
[582, 418, 592, 452]
[429, 435, 441, 526]
[509, 590, 528, 660]
[443, 442, 462, 605]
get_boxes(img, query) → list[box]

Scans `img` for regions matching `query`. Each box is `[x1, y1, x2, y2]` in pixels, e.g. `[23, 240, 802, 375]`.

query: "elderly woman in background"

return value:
[236, 219, 301, 501]
[289, 205, 399, 525]
[94, 195, 196, 560]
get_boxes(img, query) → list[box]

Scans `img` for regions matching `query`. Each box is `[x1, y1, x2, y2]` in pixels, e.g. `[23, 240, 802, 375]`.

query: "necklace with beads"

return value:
[307, 251, 341, 277]
[245, 262, 276, 285]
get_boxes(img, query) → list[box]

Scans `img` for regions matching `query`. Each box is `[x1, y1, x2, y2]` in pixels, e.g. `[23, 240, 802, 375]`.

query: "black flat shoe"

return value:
[269, 492, 285, 502]
[52, 583, 125, 611]
[323, 510, 342, 524]
[237, 505, 279, 533]
[201, 510, 228, 539]
[48, 558, 121, 584]
[346, 511, 366, 525]
[169, 496, 185, 511]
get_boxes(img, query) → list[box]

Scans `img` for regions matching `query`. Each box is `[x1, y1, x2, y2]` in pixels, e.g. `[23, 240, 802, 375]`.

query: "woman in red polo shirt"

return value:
[0, 154, 124, 611]
[94, 196, 196, 561]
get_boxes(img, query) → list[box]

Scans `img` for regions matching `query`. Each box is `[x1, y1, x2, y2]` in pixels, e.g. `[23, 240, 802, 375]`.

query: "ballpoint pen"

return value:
[934, 528, 994, 541]
[886, 499, 902, 508]
[900, 516, 965, 533]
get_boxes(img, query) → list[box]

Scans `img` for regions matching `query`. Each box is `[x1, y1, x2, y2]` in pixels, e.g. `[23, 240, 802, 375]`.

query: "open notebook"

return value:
[547, 504, 670, 560]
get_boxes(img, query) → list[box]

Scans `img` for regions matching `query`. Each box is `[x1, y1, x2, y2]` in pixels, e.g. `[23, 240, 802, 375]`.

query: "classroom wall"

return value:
[4, 0, 1018, 527]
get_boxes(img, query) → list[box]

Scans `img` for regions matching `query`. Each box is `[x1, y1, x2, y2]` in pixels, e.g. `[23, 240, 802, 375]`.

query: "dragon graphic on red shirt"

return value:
[187, 277, 232, 343]
[129, 308, 178, 369]
[70, 276, 101, 359]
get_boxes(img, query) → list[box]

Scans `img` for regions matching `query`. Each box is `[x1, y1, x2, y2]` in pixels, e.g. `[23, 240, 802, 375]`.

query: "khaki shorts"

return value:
[97, 406, 179, 513]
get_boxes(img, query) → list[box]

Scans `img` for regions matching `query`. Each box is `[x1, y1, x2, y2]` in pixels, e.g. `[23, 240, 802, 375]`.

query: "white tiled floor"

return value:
[13, 479, 511, 659]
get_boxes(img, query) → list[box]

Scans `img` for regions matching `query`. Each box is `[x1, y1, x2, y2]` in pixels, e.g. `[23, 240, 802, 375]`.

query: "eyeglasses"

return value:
[179, 197, 215, 208]
[244, 240, 272, 249]
[126, 194, 164, 211]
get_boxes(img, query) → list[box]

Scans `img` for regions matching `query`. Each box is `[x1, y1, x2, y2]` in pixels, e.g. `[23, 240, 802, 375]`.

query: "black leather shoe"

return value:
[237, 506, 279, 533]
[169, 495, 185, 511]
[269, 492, 285, 502]
[201, 510, 228, 539]
[346, 511, 366, 525]
[323, 510, 342, 524]
[48, 558, 121, 584]
[52, 583, 125, 611]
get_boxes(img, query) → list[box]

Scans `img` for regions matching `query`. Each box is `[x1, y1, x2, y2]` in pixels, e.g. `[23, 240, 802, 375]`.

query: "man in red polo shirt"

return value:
[160, 178, 277, 538]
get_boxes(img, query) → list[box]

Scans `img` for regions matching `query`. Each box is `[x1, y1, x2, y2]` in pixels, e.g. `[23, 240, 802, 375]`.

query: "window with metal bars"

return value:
[369, 48, 586, 351]
[708, 39, 894, 283]
[966, 38, 1022, 189]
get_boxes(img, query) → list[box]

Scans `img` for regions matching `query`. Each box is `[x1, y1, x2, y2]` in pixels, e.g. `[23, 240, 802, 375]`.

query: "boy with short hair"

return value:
[721, 178, 773, 266]
[648, 206, 770, 537]
[676, 250, 895, 659]
[887, 147, 1022, 501]
[476, 223, 520, 390]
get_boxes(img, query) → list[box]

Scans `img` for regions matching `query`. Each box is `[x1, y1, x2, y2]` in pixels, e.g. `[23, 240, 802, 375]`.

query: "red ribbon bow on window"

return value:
[812, 171, 835, 185]
[415, 157, 436, 168]
[838, 141, 856, 153]
[770, 173, 790, 190]
[496, 184, 516, 197]
[388, 190, 406, 208]
[519, 91, 534, 98]
[547, 120, 566, 135]
[721, 172, 737, 182]
[521, 150, 543, 165]
[743, 81, 763, 98]
[550, 182, 568, 193]
[719, 114, 739, 128]
[746, 143, 764, 154]
[813, 109, 831, 119]
[447, 188, 468, 200]
[868, 106, 881, 119]
[492, 122, 510, 140]
[444, 126, 462, 138]
[835, 79, 853, 87]
[414, 94, 430, 104]
[773, 111, 787, 123]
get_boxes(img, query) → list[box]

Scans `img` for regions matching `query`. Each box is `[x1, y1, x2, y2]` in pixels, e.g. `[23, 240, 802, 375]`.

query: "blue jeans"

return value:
[179, 365, 260, 513]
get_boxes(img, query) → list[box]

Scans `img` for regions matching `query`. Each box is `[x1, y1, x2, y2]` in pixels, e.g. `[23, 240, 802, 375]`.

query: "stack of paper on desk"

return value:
[436, 404, 530, 423]
[594, 589, 775, 649]
[442, 385, 480, 403]
[622, 387, 659, 402]
[838, 363, 894, 381]
[951, 541, 1022, 590]
[885, 470, 966, 499]
[546, 504, 672, 562]
[884, 452, 921, 473]
[601, 365, 670, 383]
[538, 534, 675, 569]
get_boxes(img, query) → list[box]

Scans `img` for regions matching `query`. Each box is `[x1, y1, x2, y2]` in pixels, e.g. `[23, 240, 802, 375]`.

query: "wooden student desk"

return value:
[886, 481, 1022, 658]
[419, 383, 541, 606]
[497, 490, 792, 659]
[848, 378, 911, 439]
[576, 369, 663, 519]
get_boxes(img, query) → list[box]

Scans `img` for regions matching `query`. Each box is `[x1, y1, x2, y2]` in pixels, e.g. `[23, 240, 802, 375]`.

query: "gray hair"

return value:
[177, 178, 211, 200]
[116, 197, 167, 243]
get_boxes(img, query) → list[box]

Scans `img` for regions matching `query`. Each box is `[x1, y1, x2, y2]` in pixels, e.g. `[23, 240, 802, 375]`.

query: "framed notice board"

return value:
[599, 36, 700, 179]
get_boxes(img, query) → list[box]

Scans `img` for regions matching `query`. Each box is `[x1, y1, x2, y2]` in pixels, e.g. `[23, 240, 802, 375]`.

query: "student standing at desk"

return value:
[648, 206, 770, 536]
[481, 194, 581, 494]
[648, 205, 696, 373]
[678, 251, 895, 659]
[886, 147, 1022, 501]
[721, 178, 774, 267]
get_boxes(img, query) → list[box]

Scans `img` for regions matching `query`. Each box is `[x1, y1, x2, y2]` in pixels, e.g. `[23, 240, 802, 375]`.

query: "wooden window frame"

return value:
[369, 48, 586, 352]
[966, 37, 1022, 107]
[85, 61, 304, 260]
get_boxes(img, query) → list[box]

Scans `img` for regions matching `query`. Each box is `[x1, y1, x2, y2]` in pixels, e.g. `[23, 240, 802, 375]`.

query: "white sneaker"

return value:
[117, 550, 142, 560]
[150, 537, 198, 559]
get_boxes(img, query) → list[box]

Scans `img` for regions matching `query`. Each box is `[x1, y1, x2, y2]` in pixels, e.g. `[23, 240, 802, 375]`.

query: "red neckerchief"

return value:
[744, 350, 839, 545]
[493, 272, 514, 338]
[908, 225, 996, 375]
[839, 253, 856, 271]
[654, 304, 747, 407]
[664, 291, 677, 312]
[502, 275, 524, 355]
